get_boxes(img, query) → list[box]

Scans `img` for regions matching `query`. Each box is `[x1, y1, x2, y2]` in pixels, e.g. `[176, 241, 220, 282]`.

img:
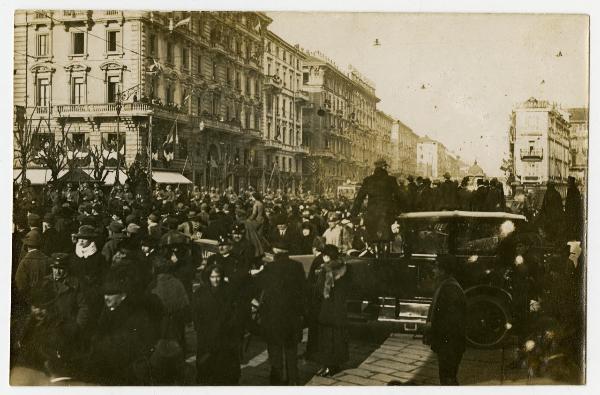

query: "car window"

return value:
[454, 219, 515, 256]
[401, 218, 450, 255]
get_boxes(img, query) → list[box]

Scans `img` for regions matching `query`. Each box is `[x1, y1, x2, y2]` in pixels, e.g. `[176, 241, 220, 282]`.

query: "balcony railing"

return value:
[294, 90, 310, 103]
[520, 148, 544, 160]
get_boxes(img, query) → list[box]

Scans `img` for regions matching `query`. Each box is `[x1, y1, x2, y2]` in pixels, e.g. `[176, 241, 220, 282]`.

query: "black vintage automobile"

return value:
[345, 210, 541, 349]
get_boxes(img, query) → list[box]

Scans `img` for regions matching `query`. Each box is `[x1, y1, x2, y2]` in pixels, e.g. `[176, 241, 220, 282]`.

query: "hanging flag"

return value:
[170, 16, 191, 31]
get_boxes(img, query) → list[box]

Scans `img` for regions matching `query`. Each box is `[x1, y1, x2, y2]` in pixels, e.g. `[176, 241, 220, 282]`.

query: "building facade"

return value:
[390, 119, 418, 178]
[261, 31, 308, 192]
[567, 107, 588, 185]
[509, 97, 571, 186]
[374, 110, 394, 170]
[14, 10, 272, 189]
[300, 51, 381, 193]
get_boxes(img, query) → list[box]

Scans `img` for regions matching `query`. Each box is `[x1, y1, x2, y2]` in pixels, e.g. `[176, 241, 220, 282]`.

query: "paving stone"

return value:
[387, 354, 421, 364]
[339, 368, 375, 378]
[373, 348, 399, 356]
[359, 363, 397, 375]
[372, 359, 418, 372]
[337, 374, 386, 386]
[307, 376, 337, 386]
[363, 356, 381, 364]
[371, 373, 401, 383]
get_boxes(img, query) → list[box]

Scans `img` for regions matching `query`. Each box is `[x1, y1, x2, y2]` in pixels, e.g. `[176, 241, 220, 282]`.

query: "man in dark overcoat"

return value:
[253, 239, 306, 385]
[424, 254, 467, 385]
[564, 176, 583, 241]
[350, 159, 402, 252]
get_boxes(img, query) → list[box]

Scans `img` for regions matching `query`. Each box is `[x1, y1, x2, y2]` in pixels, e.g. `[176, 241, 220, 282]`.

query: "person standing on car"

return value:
[424, 254, 467, 385]
[350, 158, 402, 256]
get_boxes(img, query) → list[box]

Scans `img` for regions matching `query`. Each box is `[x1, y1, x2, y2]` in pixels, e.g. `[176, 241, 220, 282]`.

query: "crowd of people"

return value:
[10, 159, 585, 385]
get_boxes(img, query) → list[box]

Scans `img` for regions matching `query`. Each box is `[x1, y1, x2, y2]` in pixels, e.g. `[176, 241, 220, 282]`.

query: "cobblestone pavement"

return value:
[184, 322, 535, 386]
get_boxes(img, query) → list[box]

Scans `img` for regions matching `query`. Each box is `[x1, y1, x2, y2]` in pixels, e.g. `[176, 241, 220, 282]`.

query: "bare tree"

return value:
[88, 140, 115, 183]
[33, 119, 78, 184]
[13, 107, 40, 185]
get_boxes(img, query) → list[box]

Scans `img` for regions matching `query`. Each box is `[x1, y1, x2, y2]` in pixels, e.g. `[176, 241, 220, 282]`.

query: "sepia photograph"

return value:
[6, 3, 590, 388]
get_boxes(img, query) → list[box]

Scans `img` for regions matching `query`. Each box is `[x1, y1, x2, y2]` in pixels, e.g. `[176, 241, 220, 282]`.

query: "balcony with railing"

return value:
[310, 148, 336, 159]
[520, 148, 544, 161]
[263, 75, 283, 92]
[294, 90, 310, 103]
[192, 116, 242, 135]
[26, 102, 190, 121]
[59, 10, 92, 22]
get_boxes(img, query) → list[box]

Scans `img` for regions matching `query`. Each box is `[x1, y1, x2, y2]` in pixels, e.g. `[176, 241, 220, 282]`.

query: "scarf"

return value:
[75, 242, 97, 259]
[323, 261, 347, 299]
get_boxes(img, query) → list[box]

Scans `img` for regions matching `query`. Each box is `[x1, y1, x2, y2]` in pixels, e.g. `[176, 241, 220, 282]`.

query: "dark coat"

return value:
[565, 185, 583, 240]
[15, 249, 50, 302]
[192, 283, 240, 385]
[87, 297, 157, 385]
[406, 182, 419, 212]
[69, 250, 108, 321]
[231, 238, 256, 268]
[426, 276, 467, 354]
[268, 227, 302, 254]
[316, 265, 351, 367]
[457, 187, 472, 211]
[438, 180, 458, 210]
[351, 167, 402, 221]
[50, 276, 91, 334]
[42, 227, 72, 255]
[471, 186, 488, 211]
[255, 253, 306, 345]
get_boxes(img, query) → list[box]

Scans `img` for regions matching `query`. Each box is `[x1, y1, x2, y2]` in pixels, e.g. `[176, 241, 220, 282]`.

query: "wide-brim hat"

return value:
[75, 225, 98, 239]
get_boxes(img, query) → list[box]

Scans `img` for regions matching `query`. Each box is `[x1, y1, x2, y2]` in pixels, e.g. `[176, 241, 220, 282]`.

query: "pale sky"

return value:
[268, 12, 589, 176]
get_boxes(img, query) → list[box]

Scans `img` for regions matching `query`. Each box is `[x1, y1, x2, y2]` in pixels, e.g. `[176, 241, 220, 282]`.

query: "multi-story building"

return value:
[347, 66, 381, 181]
[417, 136, 442, 179]
[300, 50, 381, 193]
[567, 107, 588, 186]
[390, 120, 418, 179]
[14, 10, 272, 189]
[416, 135, 459, 179]
[509, 97, 571, 187]
[374, 110, 394, 170]
[261, 32, 308, 192]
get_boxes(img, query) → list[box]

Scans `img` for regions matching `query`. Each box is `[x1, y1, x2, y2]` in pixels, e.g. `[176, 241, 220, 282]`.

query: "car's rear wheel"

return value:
[466, 295, 511, 349]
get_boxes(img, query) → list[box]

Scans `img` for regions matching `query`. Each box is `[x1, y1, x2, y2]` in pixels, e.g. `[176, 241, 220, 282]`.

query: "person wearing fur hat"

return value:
[315, 244, 351, 377]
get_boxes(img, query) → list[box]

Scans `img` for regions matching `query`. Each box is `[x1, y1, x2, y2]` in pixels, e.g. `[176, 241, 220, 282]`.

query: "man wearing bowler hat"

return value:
[350, 158, 403, 256]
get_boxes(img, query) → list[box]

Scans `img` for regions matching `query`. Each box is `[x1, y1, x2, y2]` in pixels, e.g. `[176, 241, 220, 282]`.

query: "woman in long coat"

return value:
[315, 244, 351, 377]
[244, 192, 268, 258]
[192, 264, 241, 385]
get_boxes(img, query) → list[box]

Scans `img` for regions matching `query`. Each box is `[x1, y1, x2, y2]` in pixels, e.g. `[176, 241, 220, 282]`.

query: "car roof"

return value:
[399, 210, 527, 221]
